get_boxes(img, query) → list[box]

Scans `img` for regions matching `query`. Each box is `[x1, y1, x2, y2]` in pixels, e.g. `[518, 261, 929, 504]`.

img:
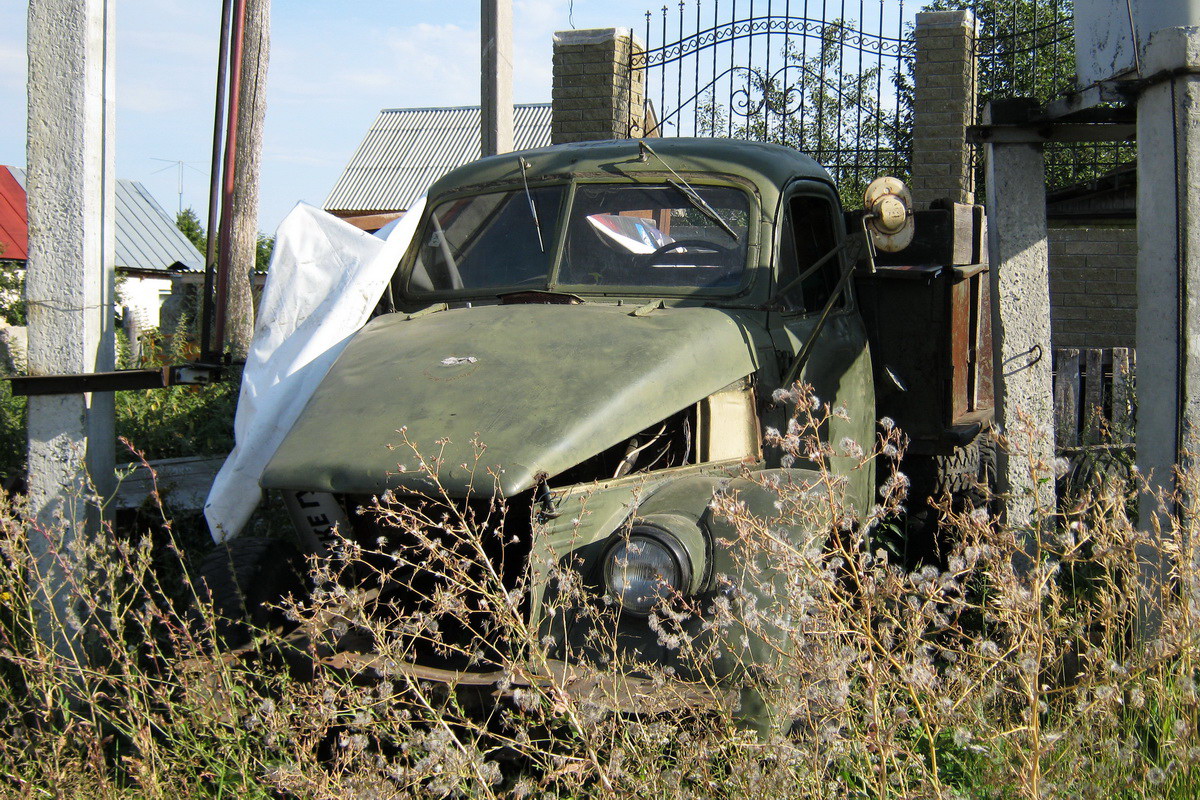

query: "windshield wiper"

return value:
[638, 140, 739, 242]
[668, 179, 739, 242]
[519, 158, 545, 253]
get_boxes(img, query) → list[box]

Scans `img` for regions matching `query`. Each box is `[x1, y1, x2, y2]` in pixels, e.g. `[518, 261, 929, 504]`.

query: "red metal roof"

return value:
[0, 166, 28, 262]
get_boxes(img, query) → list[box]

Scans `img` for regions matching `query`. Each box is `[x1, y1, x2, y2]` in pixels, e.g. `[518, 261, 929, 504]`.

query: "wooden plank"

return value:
[1111, 347, 1134, 443]
[949, 279, 972, 420]
[1084, 348, 1104, 441]
[113, 454, 227, 511]
[1055, 348, 1081, 449]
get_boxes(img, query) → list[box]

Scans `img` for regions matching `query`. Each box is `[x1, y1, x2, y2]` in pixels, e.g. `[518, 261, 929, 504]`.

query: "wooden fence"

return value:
[1053, 347, 1135, 452]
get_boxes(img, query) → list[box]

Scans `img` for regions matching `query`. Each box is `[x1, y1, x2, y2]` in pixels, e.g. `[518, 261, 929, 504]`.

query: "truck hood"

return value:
[261, 303, 760, 497]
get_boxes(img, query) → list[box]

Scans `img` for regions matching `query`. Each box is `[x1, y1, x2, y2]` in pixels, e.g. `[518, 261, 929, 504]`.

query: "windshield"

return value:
[559, 184, 749, 288]
[406, 182, 750, 295]
[410, 186, 564, 292]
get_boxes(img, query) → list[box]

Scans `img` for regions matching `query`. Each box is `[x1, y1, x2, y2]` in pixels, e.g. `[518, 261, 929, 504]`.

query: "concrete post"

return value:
[910, 10, 978, 208]
[551, 28, 646, 144]
[984, 102, 1056, 534]
[26, 0, 117, 654]
[482, 0, 514, 156]
[1135, 27, 1200, 536]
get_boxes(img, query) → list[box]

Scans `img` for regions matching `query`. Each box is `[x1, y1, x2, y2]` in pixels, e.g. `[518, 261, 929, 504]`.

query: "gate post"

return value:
[551, 28, 646, 143]
[984, 100, 1057, 538]
[910, 10, 978, 208]
[1133, 27, 1200, 625]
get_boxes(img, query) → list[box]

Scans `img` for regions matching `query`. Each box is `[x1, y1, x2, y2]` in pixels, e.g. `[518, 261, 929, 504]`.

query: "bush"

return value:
[114, 319, 237, 463]
[0, 397, 1197, 798]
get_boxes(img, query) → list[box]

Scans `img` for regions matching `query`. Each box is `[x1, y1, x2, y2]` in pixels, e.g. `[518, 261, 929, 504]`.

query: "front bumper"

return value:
[320, 649, 733, 715]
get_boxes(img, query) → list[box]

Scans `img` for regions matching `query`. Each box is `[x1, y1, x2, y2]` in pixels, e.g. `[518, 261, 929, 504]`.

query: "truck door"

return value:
[768, 187, 876, 512]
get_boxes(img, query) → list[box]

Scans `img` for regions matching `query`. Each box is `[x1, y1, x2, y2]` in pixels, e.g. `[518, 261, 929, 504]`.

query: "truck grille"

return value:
[344, 491, 533, 672]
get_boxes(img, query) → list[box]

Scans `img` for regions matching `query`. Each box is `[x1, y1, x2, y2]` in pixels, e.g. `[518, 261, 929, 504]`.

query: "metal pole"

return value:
[201, 0, 235, 362]
[213, 0, 248, 355]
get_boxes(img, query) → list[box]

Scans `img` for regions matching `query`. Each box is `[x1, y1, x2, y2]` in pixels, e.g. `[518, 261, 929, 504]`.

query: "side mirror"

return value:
[863, 177, 914, 253]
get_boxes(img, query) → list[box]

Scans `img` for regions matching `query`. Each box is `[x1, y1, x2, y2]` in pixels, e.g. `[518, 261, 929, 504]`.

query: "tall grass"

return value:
[0, 396, 1196, 798]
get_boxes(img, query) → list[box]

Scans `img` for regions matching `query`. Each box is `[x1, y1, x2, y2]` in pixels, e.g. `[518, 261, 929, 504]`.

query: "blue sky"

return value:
[1, 1, 661, 233]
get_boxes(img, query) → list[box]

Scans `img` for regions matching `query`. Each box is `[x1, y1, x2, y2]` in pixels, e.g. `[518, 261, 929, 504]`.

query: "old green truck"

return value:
[204, 137, 993, 716]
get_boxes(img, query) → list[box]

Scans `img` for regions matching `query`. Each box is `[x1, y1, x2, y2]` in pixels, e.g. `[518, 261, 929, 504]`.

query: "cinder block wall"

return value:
[1047, 225, 1138, 349]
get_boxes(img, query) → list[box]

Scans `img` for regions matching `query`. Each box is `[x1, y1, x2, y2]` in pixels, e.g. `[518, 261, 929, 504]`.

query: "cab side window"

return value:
[776, 195, 841, 314]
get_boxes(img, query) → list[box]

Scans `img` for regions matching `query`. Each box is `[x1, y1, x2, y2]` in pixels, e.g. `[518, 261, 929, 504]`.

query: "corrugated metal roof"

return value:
[324, 103, 552, 215]
[5, 167, 203, 272]
[0, 167, 29, 261]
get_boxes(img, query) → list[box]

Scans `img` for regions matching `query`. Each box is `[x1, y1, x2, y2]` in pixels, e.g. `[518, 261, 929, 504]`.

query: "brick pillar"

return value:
[910, 10, 978, 208]
[552, 28, 646, 144]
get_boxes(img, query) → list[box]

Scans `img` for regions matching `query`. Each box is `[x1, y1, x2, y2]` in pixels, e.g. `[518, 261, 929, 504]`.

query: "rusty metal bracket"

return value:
[8, 363, 224, 397]
[969, 97, 1136, 145]
[967, 122, 1136, 144]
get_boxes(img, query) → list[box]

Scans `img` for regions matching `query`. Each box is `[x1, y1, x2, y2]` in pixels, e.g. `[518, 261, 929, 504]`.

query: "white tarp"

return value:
[204, 199, 426, 542]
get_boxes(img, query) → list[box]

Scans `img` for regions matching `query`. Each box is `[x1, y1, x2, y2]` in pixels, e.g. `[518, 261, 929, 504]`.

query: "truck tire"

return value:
[901, 437, 995, 563]
[935, 438, 995, 511]
[197, 536, 308, 649]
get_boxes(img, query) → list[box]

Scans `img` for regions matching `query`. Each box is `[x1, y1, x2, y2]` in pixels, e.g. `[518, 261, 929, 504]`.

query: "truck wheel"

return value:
[936, 438, 995, 511]
[197, 536, 308, 649]
[901, 437, 995, 564]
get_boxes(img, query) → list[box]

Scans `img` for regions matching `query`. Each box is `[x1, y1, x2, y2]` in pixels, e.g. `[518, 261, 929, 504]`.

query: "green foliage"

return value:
[176, 206, 274, 273]
[0, 260, 25, 326]
[255, 233, 274, 273]
[0, 380, 25, 484]
[175, 207, 207, 255]
[114, 317, 236, 463]
[915, 0, 1133, 190]
[921, 0, 1076, 106]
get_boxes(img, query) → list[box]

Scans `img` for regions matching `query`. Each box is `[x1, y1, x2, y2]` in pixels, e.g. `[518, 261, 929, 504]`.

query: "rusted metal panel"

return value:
[871, 204, 986, 268]
[949, 276, 972, 421]
[7, 364, 221, 396]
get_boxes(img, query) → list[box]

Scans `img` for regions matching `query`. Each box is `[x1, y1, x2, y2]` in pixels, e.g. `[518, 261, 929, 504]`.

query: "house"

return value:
[324, 103, 553, 232]
[0, 165, 203, 334]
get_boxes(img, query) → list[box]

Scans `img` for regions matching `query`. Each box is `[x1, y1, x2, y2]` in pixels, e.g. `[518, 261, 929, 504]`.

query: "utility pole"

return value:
[481, 0, 514, 156]
[25, 0, 117, 658]
[222, 0, 269, 361]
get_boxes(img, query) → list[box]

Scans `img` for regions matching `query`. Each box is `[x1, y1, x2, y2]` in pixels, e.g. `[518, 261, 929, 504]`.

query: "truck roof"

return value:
[426, 138, 837, 203]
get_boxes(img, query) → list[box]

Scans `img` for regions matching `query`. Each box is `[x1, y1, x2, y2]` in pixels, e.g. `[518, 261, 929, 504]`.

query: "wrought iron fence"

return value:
[633, 0, 916, 204]
[633, 0, 1135, 198]
[949, 0, 1136, 191]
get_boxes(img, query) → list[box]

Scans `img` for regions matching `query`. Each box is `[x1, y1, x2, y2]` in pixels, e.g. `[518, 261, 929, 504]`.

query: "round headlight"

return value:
[603, 530, 688, 615]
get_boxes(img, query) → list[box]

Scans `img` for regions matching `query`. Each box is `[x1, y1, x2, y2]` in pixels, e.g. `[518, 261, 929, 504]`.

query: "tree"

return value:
[175, 208, 275, 347]
[175, 208, 207, 254]
[698, 19, 908, 207]
[255, 234, 274, 274]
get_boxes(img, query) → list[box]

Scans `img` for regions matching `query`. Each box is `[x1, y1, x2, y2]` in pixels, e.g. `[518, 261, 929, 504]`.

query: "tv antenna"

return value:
[150, 158, 206, 214]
